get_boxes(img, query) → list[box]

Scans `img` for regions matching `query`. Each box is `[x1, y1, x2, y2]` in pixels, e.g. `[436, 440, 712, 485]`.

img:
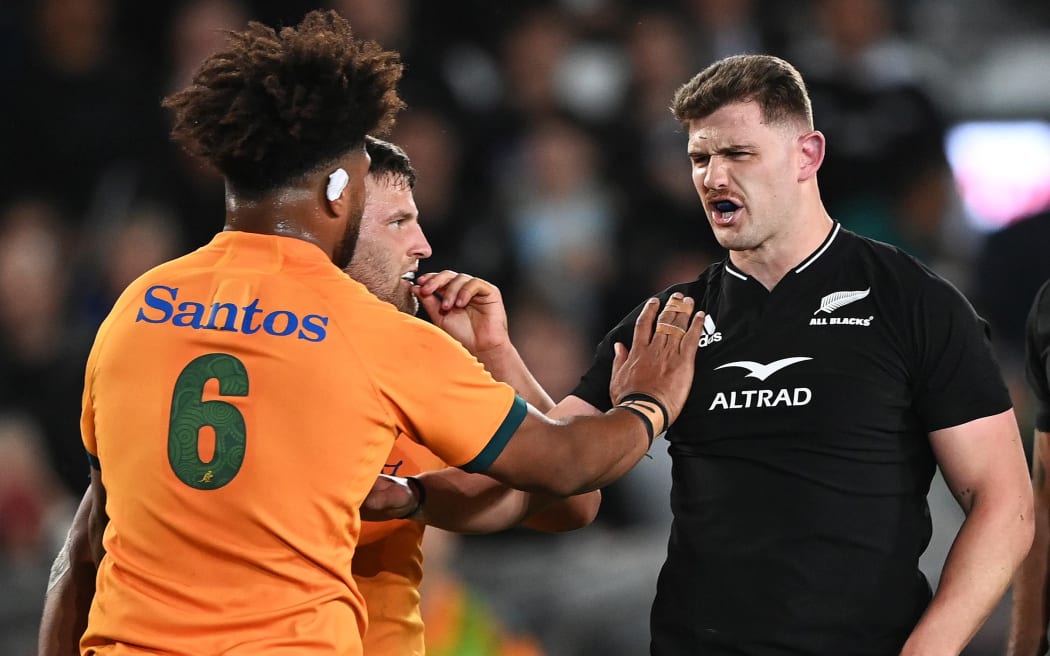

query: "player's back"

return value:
[81, 232, 401, 655]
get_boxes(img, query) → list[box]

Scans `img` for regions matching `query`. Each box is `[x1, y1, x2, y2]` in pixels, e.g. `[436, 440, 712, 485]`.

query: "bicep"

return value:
[929, 409, 1030, 513]
[482, 405, 569, 492]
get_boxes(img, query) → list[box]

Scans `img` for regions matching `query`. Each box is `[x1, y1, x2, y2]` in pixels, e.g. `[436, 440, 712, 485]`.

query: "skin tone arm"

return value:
[365, 287, 701, 528]
[403, 396, 605, 533]
[410, 271, 596, 532]
[901, 410, 1035, 656]
[1008, 429, 1050, 656]
[39, 469, 107, 656]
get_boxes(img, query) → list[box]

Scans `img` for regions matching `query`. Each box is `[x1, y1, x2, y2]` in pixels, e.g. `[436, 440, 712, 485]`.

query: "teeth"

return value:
[401, 272, 415, 281]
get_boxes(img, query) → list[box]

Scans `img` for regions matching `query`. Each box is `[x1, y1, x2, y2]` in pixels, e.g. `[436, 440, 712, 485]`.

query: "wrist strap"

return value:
[615, 393, 670, 446]
[397, 476, 427, 520]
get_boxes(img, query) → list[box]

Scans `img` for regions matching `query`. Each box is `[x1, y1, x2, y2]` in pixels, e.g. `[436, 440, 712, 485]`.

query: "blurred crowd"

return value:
[2, 0, 1049, 654]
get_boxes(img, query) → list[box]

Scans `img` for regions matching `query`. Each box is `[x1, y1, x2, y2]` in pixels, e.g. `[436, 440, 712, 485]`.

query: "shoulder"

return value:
[655, 261, 723, 300]
[845, 231, 965, 300]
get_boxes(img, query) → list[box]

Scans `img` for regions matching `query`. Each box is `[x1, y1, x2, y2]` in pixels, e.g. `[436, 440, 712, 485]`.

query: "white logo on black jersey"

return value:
[810, 288, 874, 326]
[710, 356, 813, 410]
[714, 357, 811, 381]
[699, 314, 722, 348]
[814, 288, 870, 314]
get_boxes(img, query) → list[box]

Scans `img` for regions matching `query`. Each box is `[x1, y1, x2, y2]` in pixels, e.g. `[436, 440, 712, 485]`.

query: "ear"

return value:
[323, 168, 350, 217]
[797, 130, 825, 182]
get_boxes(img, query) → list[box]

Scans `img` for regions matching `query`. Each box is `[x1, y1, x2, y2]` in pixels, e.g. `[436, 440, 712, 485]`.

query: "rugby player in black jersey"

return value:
[1009, 280, 1050, 656]
[558, 54, 1033, 655]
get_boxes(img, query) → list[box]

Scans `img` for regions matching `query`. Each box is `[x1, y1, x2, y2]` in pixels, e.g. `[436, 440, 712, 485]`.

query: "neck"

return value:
[223, 184, 332, 258]
[729, 209, 834, 291]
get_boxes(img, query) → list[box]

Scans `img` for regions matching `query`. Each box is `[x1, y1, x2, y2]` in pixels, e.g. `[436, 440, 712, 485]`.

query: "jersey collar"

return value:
[722, 222, 842, 281]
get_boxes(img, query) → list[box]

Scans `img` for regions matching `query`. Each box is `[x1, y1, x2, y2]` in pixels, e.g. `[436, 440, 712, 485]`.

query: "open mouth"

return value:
[401, 271, 417, 285]
[711, 200, 740, 223]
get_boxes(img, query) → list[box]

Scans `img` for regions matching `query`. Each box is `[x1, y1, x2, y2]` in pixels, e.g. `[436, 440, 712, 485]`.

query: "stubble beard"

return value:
[332, 214, 361, 270]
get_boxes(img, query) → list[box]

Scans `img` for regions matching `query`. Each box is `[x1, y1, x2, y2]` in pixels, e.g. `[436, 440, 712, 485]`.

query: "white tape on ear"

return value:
[326, 168, 349, 201]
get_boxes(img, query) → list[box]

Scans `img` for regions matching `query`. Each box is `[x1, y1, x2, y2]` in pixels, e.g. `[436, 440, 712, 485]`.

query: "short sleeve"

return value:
[371, 317, 527, 473]
[572, 284, 692, 410]
[910, 271, 1013, 431]
[81, 334, 102, 470]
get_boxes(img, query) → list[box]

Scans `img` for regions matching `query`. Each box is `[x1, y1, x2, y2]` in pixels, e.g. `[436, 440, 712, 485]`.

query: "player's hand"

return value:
[609, 293, 705, 430]
[414, 270, 509, 356]
[360, 475, 420, 522]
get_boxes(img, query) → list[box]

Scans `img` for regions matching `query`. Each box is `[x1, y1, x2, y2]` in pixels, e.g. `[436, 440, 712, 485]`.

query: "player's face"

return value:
[344, 173, 431, 314]
[332, 146, 372, 270]
[687, 101, 805, 254]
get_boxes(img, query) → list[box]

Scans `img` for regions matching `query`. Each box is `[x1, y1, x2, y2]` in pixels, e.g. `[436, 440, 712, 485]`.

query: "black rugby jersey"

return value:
[573, 224, 1011, 656]
[1025, 279, 1050, 431]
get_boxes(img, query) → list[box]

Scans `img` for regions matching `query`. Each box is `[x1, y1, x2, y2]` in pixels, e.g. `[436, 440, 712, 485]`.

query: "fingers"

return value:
[417, 291, 445, 323]
[612, 341, 626, 371]
[653, 293, 694, 341]
[415, 270, 500, 311]
[680, 310, 707, 356]
[632, 298, 660, 350]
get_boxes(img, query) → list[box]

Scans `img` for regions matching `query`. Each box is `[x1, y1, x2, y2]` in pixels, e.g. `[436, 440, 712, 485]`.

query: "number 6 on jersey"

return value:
[168, 353, 249, 490]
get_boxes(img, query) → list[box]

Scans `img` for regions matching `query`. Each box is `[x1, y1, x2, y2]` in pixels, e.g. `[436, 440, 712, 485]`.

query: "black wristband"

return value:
[617, 404, 655, 446]
[618, 393, 670, 437]
[397, 476, 427, 520]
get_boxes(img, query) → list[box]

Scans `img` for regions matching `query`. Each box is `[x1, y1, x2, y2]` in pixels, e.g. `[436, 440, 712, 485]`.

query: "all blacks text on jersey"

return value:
[809, 315, 874, 327]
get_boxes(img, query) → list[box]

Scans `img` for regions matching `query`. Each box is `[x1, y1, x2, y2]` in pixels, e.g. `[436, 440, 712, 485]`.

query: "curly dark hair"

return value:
[163, 10, 405, 197]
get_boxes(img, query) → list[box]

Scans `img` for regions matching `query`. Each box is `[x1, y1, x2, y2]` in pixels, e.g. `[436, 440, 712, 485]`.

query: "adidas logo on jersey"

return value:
[699, 314, 722, 348]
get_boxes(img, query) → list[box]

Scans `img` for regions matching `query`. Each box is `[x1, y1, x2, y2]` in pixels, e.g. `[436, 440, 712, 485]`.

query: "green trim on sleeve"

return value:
[460, 395, 528, 473]
[86, 450, 101, 471]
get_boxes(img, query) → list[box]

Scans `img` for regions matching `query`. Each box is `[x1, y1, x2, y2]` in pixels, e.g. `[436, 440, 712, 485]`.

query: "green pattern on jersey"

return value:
[168, 353, 248, 490]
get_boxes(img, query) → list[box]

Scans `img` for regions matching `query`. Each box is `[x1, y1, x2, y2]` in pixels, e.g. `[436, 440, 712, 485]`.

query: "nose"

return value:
[702, 156, 729, 190]
[411, 225, 432, 260]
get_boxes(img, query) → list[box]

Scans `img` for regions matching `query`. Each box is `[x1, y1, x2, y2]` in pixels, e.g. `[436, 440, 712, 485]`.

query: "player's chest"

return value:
[678, 279, 910, 437]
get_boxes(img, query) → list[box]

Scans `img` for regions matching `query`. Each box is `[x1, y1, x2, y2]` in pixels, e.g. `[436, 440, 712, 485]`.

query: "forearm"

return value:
[476, 344, 554, 412]
[40, 559, 96, 656]
[903, 496, 1034, 655]
[1009, 431, 1050, 656]
[484, 407, 653, 497]
[39, 493, 97, 656]
[519, 491, 600, 532]
[414, 469, 546, 534]
[1008, 509, 1050, 656]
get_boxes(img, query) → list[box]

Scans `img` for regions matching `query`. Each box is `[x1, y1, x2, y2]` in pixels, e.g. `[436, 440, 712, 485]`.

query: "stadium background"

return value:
[2, 0, 1049, 653]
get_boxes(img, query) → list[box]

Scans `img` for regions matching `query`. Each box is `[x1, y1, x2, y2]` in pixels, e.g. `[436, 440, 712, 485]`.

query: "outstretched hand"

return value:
[609, 293, 705, 430]
[413, 271, 509, 356]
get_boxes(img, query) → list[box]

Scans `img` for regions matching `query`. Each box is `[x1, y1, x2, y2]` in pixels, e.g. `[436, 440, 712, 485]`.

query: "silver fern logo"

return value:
[814, 288, 870, 315]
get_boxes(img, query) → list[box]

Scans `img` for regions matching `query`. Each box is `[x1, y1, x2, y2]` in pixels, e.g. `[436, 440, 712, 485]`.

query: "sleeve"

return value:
[909, 267, 1013, 432]
[81, 336, 101, 471]
[571, 306, 641, 412]
[373, 318, 527, 473]
[1025, 279, 1050, 431]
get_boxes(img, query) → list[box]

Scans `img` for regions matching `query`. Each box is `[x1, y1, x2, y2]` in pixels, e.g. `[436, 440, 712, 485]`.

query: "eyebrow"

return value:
[688, 142, 754, 156]
[386, 210, 418, 222]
